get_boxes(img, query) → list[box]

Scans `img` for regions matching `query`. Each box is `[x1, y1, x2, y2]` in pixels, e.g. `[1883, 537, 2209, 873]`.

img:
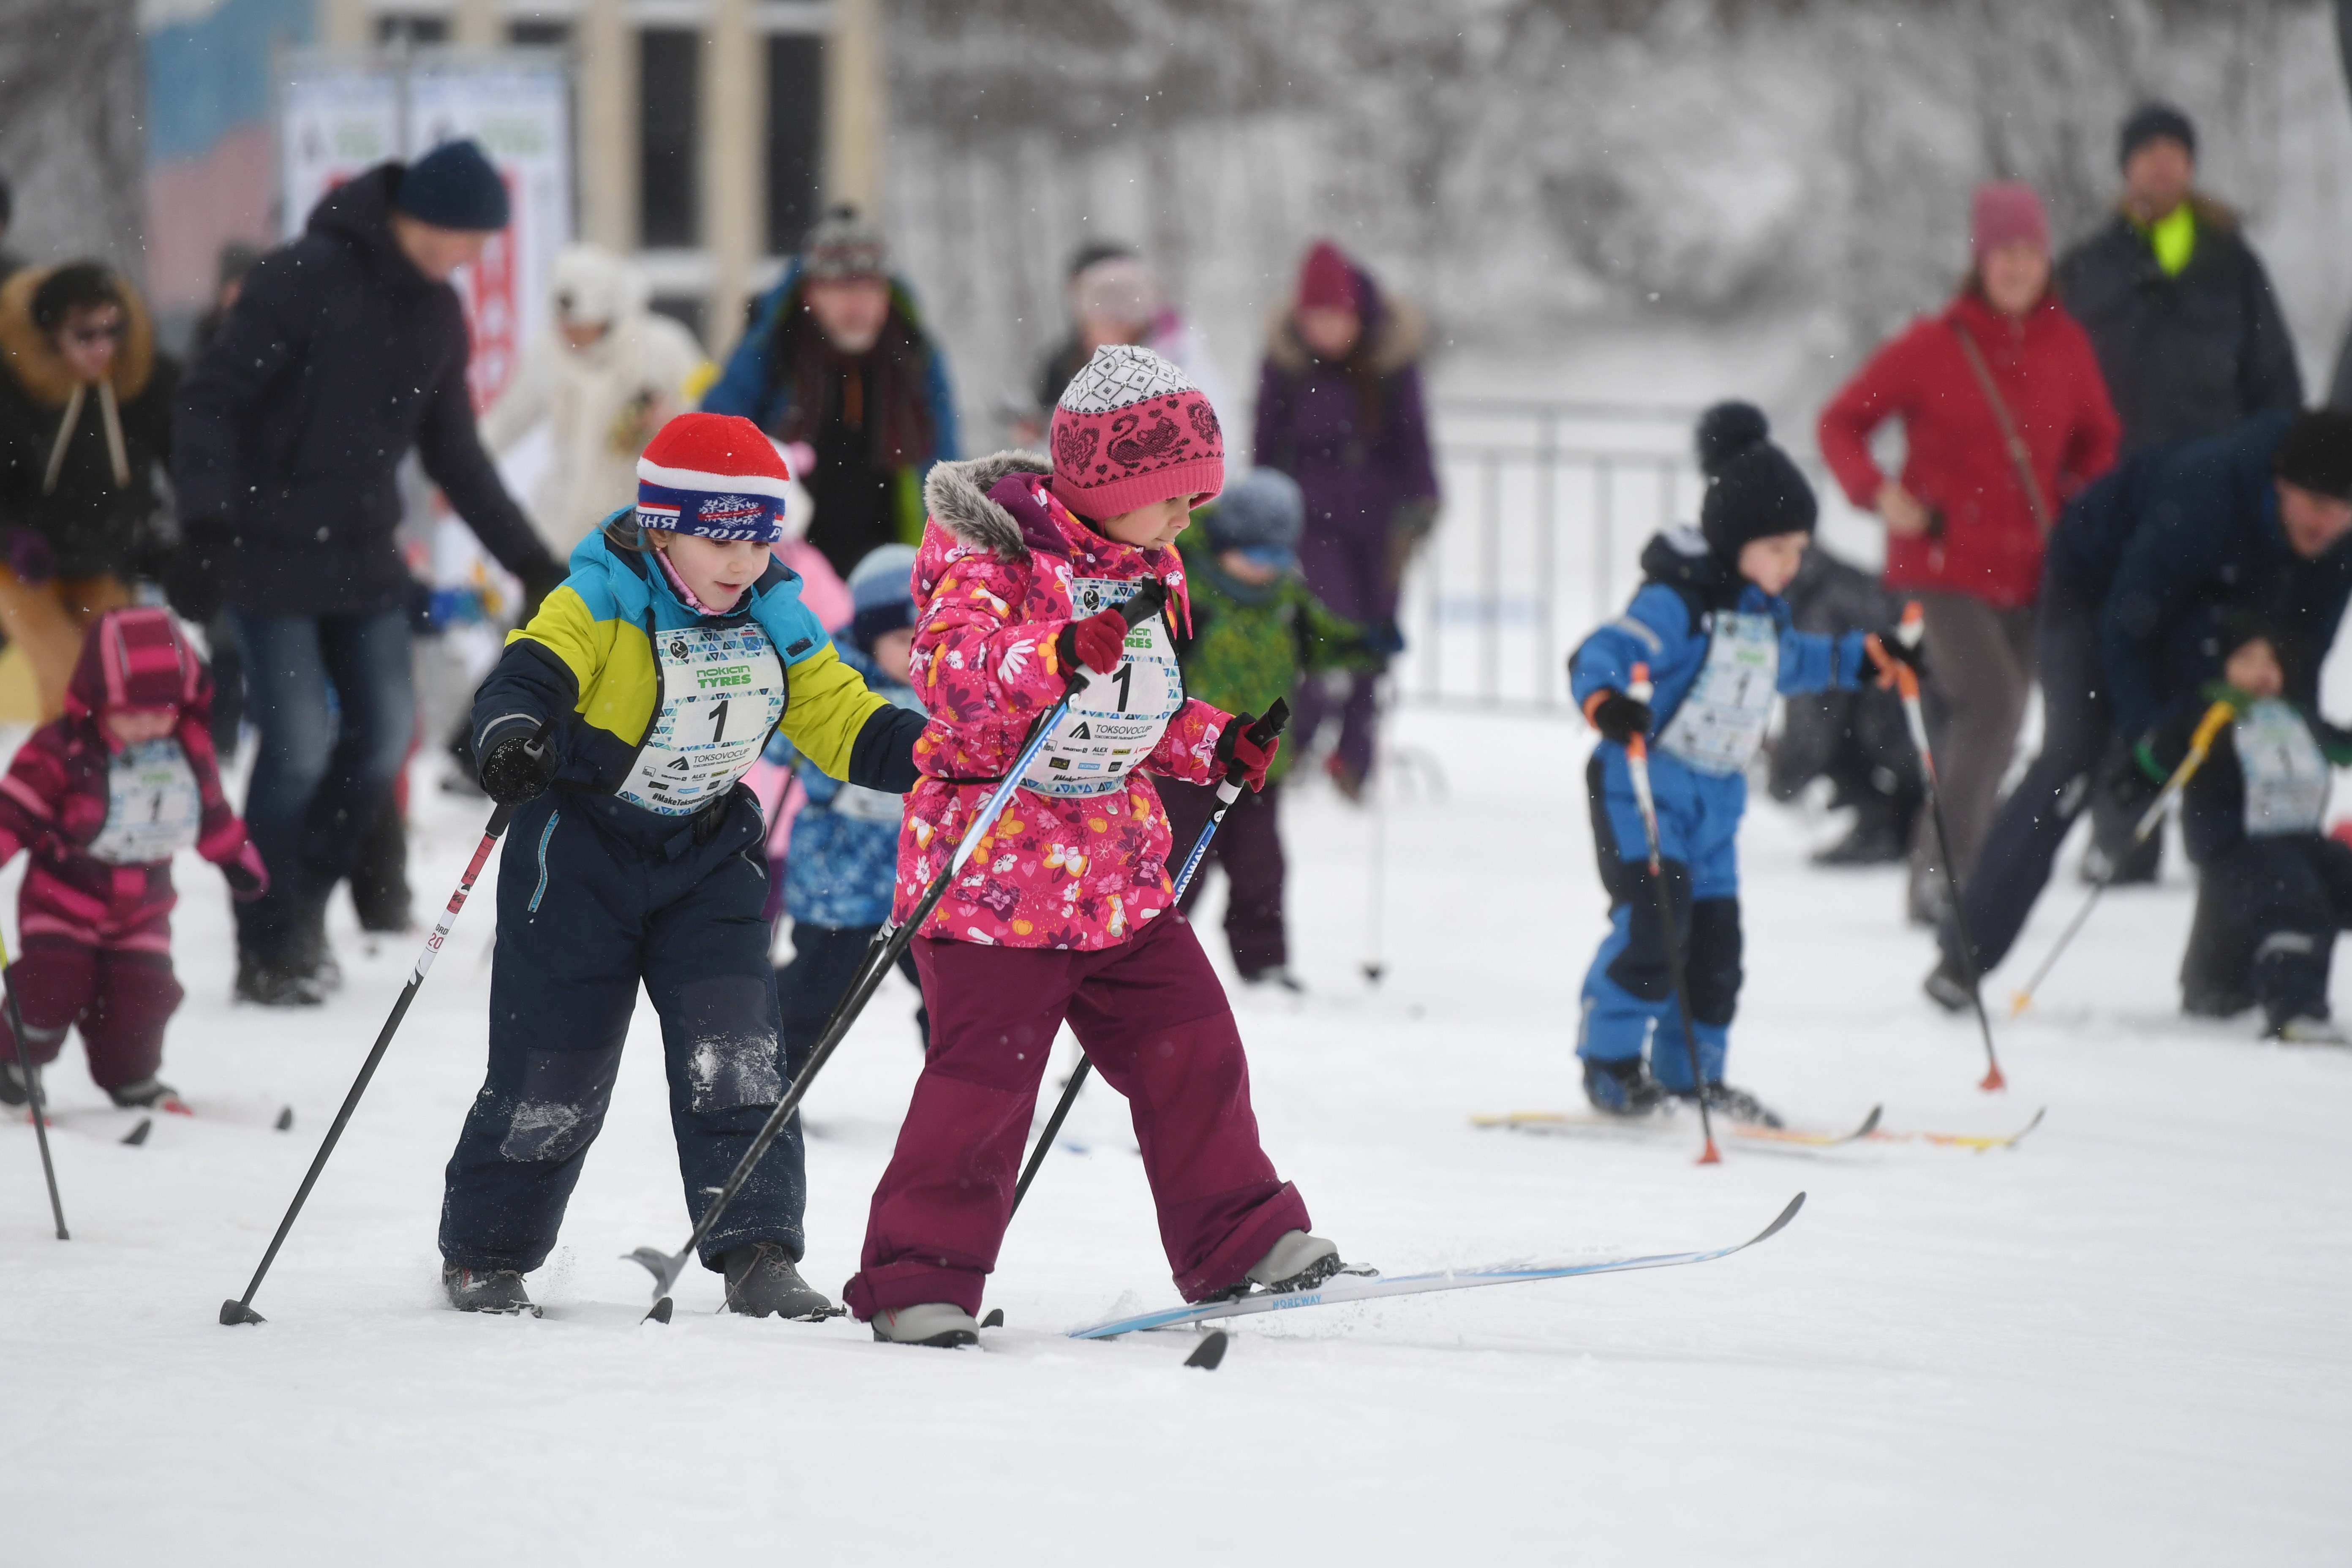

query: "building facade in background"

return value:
[140, 0, 884, 355]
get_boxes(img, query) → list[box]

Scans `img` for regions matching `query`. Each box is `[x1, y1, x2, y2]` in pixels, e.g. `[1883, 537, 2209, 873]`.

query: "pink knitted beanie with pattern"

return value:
[1047, 344, 1225, 522]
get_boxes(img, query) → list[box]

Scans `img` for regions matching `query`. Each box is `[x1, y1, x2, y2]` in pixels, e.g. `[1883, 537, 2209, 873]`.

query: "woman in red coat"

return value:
[1818, 181, 2121, 922]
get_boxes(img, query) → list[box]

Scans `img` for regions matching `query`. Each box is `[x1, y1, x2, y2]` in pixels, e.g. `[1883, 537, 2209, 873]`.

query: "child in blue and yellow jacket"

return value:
[439, 414, 925, 1320]
[1568, 405, 1914, 1125]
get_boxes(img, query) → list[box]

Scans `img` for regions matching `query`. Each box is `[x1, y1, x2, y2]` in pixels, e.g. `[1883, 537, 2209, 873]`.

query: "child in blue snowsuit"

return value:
[439, 414, 926, 1320]
[770, 543, 930, 1056]
[1568, 404, 1916, 1123]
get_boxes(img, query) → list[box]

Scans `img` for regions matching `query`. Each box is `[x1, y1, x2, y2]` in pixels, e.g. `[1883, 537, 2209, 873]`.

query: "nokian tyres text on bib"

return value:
[618, 621, 788, 815]
[86, 737, 203, 865]
[1656, 611, 1780, 776]
[1019, 576, 1184, 799]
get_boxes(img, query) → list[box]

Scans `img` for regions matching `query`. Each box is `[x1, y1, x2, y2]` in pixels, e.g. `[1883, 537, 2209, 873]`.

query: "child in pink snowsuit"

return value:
[0, 608, 267, 1111]
[846, 345, 1338, 1347]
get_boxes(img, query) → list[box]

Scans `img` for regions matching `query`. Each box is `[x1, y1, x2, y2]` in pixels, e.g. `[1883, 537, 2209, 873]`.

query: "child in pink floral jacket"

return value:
[845, 345, 1342, 1347]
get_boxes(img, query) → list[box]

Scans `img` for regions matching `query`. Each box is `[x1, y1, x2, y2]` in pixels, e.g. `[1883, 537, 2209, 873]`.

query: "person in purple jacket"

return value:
[1252, 241, 1440, 798]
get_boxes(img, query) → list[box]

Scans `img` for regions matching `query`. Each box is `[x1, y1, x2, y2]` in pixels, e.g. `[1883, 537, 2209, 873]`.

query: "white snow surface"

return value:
[5, 706, 2347, 1565]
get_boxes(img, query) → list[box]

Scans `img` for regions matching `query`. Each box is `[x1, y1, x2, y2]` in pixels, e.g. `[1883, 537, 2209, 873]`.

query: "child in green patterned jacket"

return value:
[1168, 468, 1396, 988]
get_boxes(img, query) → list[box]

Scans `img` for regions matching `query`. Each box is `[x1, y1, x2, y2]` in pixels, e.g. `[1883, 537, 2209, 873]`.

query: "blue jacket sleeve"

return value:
[701, 282, 786, 425]
[1570, 586, 1690, 709]
[1776, 627, 1871, 695]
[924, 341, 960, 464]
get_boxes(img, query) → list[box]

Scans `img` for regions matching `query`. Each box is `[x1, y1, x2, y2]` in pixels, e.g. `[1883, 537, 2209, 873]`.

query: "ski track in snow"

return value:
[3, 708, 2346, 1565]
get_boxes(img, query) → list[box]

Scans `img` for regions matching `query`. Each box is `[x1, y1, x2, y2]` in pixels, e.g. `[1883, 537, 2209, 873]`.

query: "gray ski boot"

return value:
[721, 1242, 840, 1320]
[442, 1263, 542, 1317]
[869, 1303, 981, 1348]
[1245, 1230, 1344, 1294]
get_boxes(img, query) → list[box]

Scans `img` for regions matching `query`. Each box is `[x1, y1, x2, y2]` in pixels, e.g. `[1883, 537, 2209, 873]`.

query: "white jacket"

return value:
[481, 248, 708, 556]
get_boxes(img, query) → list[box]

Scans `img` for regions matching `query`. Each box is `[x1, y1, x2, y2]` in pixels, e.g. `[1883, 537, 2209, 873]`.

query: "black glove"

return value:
[166, 520, 235, 622]
[2097, 737, 2165, 843]
[1866, 628, 1928, 686]
[1587, 690, 1652, 746]
[479, 730, 560, 805]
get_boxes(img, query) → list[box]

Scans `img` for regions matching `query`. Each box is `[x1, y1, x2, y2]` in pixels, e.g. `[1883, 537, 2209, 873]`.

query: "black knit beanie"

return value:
[2273, 409, 2352, 501]
[1697, 402, 1817, 562]
[2118, 103, 2197, 169]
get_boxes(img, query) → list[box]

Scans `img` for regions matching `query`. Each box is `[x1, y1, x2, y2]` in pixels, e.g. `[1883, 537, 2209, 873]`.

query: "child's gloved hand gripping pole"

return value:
[218, 725, 553, 1326]
[626, 580, 1172, 1324]
[2008, 695, 2235, 1018]
[1007, 698, 1291, 1222]
[3, 926, 69, 1241]
[1885, 604, 2006, 1092]
[1619, 663, 1722, 1166]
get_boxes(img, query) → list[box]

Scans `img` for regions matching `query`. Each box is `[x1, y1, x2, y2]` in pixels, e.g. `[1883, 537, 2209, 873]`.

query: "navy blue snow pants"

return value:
[439, 786, 805, 1276]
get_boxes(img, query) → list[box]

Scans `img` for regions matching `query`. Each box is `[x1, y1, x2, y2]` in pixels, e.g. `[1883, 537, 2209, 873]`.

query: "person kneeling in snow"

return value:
[438, 412, 925, 1319]
[0, 608, 267, 1111]
[845, 345, 1337, 1348]
[1569, 404, 1919, 1125]
[2107, 615, 2352, 1043]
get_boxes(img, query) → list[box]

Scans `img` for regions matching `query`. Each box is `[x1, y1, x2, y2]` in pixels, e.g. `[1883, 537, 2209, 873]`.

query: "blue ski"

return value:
[1067, 1192, 1806, 1339]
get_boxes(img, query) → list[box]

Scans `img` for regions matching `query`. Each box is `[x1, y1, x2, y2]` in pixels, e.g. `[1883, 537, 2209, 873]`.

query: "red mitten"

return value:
[1215, 712, 1281, 792]
[1057, 608, 1130, 676]
[220, 840, 270, 903]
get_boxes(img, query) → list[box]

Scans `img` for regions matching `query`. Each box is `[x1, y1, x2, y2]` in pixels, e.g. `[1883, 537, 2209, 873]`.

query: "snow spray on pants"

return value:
[439, 787, 806, 1276]
[1579, 743, 1745, 1092]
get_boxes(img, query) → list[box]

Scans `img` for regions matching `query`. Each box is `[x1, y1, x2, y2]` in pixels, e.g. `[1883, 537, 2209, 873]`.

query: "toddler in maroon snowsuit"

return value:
[845, 345, 1341, 1348]
[0, 607, 266, 1110]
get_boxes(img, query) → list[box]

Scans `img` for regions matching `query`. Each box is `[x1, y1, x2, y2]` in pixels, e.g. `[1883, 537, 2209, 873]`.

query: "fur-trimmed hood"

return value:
[1264, 293, 1427, 378]
[0, 264, 158, 408]
[921, 450, 1054, 561]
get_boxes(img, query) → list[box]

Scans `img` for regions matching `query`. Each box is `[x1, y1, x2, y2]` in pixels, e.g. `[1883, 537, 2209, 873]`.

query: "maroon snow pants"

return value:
[843, 914, 1309, 1319]
[1, 863, 184, 1094]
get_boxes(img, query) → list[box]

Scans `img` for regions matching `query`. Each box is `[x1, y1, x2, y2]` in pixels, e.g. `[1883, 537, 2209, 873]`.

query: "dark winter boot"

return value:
[291, 896, 343, 994]
[1681, 1082, 1783, 1129]
[870, 1303, 980, 1348]
[1245, 1230, 1344, 1294]
[109, 1077, 190, 1113]
[1922, 958, 1971, 1015]
[1582, 1056, 1668, 1117]
[236, 952, 323, 1008]
[442, 1264, 542, 1317]
[0, 1057, 27, 1108]
[721, 1243, 840, 1320]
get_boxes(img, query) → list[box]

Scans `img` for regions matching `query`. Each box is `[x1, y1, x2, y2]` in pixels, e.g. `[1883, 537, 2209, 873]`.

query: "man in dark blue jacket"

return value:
[1927, 409, 2352, 1009]
[172, 141, 564, 1004]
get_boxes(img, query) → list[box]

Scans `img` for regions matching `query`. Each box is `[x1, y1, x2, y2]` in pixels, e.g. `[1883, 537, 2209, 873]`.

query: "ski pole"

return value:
[2009, 697, 2235, 1017]
[1889, 604, 2006, 1092]
[1620, 664, 1721, 1165]
[220, 789, 528, 1325]
[3, 930, 67, 1241]
[626, 580, 1170, 1322]
[1363, 672, 1390, 986]
[1007, 699, 1291, 1221]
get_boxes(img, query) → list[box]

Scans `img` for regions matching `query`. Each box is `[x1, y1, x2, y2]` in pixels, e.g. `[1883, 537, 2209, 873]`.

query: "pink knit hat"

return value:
[1296, 240, 1362, 313]
[1048, 344, 1225, 522]
[1971, 181, 2050, 263]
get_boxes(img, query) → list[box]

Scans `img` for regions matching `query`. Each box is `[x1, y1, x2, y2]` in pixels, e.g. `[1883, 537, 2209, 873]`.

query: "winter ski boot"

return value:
[0, 1057, 27, 1108]
[443, 1264, 542, 1316]
[1922, 958, 1971, 1015]
[236, 953, 323, 1007]
[1680, 1082, 1783, 1129]
[869, 1303, 980, 1348]
[1245, 1230, 1344, 1294]
[721, 1243, 840, 1320]
[1582, 1056, 1668, 1117]
[2269, 1013, 2349, 1046]
[109, 1077, 191, 1114]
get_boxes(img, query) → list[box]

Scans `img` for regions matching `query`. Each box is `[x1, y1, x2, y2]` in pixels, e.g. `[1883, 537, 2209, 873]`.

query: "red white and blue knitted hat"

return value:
[637, 413, 795, 543]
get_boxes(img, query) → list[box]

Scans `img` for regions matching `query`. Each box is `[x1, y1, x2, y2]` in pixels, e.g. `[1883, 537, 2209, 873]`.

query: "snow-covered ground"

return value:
[5, 706, 2347, 1565]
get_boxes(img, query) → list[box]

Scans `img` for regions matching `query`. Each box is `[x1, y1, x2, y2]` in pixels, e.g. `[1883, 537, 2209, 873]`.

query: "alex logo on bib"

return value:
[1018, 576, 1185, 799]
[618, 621, 789, 815]
[2237, 699, 2331, 838]
[87, 738, 204, 865]
[1656, 612, 1780, 776]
